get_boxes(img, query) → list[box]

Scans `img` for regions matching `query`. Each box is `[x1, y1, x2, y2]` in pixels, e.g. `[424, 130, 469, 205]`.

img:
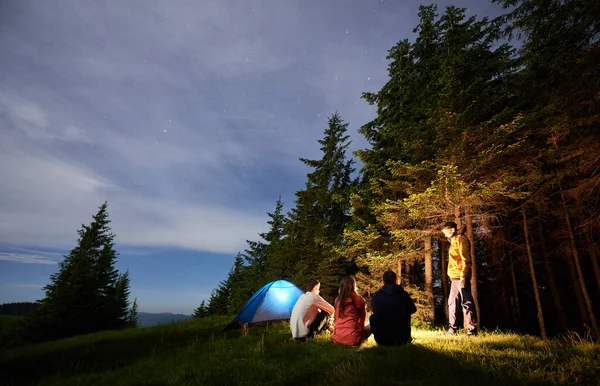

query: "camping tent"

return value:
[230, 280, 303, 325]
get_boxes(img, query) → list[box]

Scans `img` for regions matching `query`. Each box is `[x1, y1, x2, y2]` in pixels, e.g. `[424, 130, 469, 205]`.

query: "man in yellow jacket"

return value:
[442, 221, 478, 336]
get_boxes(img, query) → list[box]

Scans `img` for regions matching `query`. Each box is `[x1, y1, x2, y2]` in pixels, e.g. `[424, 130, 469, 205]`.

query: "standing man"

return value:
[442, 221, 478, 336]
[290, 279, 334, 342]
[369, 271, 417, 346]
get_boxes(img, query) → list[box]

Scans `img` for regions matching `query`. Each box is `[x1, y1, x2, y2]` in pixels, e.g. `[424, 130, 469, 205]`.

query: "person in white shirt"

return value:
[290, 279, 335, 342]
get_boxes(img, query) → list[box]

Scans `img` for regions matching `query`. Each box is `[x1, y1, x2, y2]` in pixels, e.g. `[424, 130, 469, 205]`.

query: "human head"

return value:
[338, 276, 357, 297]
[442, 221, 457, 239]
[306, 279, 320, 294]
[382, 270, 398, 285]
[336, 276, 358, 317]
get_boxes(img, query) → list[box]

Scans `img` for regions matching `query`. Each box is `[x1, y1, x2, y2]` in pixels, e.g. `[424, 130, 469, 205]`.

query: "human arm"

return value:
[369, 294, 375, 314]
[458, 236, 472, 283]
[314, 295, 335, 315]
[357, 296, 366, 326]
[407, 292, 417, 315]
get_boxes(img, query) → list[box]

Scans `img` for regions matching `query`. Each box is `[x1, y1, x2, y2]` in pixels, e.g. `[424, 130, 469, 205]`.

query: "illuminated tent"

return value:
[229, 280, 303, 325]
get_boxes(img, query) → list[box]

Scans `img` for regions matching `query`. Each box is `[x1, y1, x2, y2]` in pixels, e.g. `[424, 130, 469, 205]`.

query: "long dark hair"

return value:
[335, 276, 357, 318]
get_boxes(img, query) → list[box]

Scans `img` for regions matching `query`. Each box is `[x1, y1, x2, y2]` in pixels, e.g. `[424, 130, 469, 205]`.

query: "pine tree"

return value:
[193, 300, 208, 318]
[287, 112, 356, 300]
[346, 5, 521, 325]
[227, 253, 252, 314]
[206, 282, 230, 316]
[127, 298, 139, 328]
[21, 202, 133, 342]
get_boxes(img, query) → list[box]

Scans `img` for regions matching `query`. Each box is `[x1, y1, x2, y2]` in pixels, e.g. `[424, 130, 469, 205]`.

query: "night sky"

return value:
[0, 0, 504, 314]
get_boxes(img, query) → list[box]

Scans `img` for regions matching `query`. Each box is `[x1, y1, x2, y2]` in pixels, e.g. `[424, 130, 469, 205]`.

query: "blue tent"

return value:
[231, 280, 303, 325]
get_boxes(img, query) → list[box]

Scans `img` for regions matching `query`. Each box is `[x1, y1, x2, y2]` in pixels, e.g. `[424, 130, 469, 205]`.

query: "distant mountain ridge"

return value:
[137, 312, 192, 327]
[0, 303, 193, 327]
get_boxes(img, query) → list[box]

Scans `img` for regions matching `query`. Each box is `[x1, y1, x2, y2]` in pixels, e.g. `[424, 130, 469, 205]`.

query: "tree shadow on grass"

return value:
[318, 343, 545, 386]
[0, 319, 235, 386]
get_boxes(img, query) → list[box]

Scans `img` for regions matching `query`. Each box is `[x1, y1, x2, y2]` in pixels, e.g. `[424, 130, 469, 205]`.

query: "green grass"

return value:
[0, 315, 22, 340]
[1, 317, 598, 386]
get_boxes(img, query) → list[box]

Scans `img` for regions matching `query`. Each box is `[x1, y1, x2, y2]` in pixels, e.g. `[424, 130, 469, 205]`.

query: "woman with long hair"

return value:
[332, 276, 371, 346]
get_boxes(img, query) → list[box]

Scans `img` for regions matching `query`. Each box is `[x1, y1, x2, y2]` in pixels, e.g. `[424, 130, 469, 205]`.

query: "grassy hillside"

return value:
[0, 316, 598, 386]
[0, 315, 22, 341]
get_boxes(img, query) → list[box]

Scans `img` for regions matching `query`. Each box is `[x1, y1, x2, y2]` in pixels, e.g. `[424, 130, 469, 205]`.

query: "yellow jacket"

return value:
[447, 235, 472, 279]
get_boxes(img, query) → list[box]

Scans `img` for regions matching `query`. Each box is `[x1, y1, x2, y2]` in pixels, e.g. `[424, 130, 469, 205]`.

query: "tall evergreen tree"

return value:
[286, 112, 356, 300]
[346, 4, 520, 324]
[21, 202, 133, 342]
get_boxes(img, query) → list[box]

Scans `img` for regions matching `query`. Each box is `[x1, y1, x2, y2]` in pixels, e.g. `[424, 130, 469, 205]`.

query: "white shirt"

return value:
[290, 292, 335, 338]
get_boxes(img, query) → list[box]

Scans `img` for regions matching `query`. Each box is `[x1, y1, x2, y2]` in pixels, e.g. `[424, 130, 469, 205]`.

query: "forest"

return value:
[198, 0, 600, 340]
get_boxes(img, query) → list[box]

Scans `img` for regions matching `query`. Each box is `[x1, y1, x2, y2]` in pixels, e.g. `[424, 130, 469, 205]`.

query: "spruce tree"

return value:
[22, 202, 133, 342]
[127, 298, 139, 328]
[287, 112, 356, 300]
[193, 300, 208, 318]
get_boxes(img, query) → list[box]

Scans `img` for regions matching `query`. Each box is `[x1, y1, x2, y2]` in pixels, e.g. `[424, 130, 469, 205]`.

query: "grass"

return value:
[0, 315, 22, 341]
[0, 316, 598, 386]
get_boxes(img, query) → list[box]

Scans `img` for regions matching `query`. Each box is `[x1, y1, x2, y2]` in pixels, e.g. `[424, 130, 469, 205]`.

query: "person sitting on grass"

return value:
[290, 279, 335, 342]
[369, 270, 417, 346]
[332, 276, 372, 346]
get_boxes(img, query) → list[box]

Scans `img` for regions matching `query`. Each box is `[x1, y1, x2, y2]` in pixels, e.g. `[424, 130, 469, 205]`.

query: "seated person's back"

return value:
[369, 270, 417, 346]
[290, 279, 334, 340]
[333, 276, 370, 346]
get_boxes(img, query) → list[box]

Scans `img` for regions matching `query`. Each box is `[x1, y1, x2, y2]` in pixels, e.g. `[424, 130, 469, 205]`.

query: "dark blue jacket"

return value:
[369, 284, 417, 346]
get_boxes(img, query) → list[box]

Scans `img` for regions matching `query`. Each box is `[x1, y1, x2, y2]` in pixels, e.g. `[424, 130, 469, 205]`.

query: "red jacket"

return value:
[332, 293, 366, 346]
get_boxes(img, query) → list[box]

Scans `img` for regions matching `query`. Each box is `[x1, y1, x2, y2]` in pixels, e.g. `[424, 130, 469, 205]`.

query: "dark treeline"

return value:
[0, 302, 39, 316]
[200, 0, 600, 339]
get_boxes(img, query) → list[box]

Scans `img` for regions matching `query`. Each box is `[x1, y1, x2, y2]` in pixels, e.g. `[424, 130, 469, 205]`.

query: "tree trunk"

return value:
[564, 240, 591, 327]
[493, 237, 511, 328]
[537, 219, 569, 332]
[440, 238, 449, 322]
[522, 209, 547, 339]
[562, 192, 600, 337]
[424, 236, 434, 322]
[583, 223, 600, 291]
[508, 246, 521, 326]
[397, 259, 403, 285]
[455, 206, 461, 232]
[406, 262, 411, 285]
[498, 246, 512, 327]
[465, 212, 481, 329]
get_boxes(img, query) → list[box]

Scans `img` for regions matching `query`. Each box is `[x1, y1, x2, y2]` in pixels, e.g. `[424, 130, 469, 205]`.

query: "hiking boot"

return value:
[444, 328, 457, 336]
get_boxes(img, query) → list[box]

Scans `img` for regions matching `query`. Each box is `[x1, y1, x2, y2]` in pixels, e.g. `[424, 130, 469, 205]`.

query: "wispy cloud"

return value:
[0, 0, 504, 255]
[0, 252, 60, 265]
[10, 283, 45, 289]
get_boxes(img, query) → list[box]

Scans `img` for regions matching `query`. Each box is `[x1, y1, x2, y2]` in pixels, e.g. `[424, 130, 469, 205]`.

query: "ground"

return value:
[0, 316, 598, 386]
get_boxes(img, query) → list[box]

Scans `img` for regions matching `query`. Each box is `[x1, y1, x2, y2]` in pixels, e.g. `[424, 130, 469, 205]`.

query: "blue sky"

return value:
[0, 0, 503, 314]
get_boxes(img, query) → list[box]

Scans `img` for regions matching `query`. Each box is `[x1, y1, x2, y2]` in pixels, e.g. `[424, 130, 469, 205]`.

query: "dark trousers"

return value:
[296, 311, 331, 342]
[448, 279, 477, 333]
[308, 311, 331, 337]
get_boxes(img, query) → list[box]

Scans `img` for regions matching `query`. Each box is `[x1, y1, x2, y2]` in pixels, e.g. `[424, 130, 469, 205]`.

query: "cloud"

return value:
[0, 0, 506, 254]
[0, 252, 60, 265]
[11, 283, 45, 289]
[0, 139, 268, 253]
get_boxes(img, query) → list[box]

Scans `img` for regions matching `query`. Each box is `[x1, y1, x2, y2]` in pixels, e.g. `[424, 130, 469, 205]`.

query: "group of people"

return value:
[289, 221, 478, 346]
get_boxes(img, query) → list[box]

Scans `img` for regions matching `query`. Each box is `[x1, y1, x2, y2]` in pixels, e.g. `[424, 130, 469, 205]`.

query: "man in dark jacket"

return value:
[369, 270, 417, 346]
